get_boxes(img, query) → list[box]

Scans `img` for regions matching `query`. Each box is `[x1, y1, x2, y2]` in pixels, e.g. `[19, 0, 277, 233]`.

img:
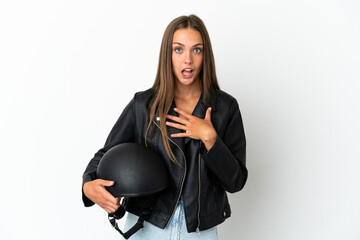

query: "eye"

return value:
[194, 48, 202, 53]
[174, 48, 182, 53]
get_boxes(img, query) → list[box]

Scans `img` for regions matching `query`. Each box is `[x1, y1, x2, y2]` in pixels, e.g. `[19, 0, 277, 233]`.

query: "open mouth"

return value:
[182, 68, 194, 78]
[182, 68, 193, 73]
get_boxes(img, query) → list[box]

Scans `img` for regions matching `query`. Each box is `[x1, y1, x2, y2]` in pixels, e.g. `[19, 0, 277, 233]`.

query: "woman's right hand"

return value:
[83, 179, 121, 213]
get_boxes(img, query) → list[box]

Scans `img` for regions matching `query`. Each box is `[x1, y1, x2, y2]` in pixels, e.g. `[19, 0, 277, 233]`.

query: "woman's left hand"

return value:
[166, 107, 217, 150]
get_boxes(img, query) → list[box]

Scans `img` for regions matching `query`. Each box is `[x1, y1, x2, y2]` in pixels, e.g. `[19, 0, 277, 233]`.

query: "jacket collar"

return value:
[153, 90, 218, 150]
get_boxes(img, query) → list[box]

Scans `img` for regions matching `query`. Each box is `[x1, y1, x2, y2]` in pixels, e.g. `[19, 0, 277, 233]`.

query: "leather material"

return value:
[96, 142, 168, 197]
[82, 88, 248, 232]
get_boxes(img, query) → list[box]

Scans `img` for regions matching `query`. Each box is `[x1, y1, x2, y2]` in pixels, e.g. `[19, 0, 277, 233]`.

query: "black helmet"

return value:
[97, 142, 168, 239]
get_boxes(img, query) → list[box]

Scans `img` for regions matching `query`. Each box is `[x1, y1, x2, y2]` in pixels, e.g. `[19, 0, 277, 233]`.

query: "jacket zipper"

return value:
[152, 119, 187, 229]
[196, 153, 201, 238]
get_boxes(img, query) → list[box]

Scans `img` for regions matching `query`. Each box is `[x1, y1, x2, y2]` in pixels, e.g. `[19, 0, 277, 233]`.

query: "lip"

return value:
[182, 67, 194, 72]
[181, 68, 194, 79]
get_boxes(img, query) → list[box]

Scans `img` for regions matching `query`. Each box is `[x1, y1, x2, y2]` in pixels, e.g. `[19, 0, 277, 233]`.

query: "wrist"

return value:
[83, 181, 92, 193]
[202, 130, 217, 151]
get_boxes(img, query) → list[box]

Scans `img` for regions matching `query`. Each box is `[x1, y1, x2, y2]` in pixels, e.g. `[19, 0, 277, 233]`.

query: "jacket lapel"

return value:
[184, 95, 206, 144]
[153, 101, 185, 154]
[166, 101, 185, 152]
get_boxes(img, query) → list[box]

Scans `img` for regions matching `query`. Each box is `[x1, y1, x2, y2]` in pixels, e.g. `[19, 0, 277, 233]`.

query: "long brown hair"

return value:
[146, 14, 220, 164]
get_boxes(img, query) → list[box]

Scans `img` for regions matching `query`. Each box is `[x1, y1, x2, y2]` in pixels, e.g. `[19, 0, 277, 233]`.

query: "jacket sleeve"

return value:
[201, 98, 248, 193]
[82, 97, 136, 207]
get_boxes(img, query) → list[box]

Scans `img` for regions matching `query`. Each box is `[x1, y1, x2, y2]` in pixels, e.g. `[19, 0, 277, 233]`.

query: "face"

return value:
[172, 28, 203, 88]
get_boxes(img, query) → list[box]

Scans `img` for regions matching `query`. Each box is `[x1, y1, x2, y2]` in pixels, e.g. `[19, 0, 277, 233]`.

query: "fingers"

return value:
[99, 191, 120, 213]
[171, 132, 190, 138]
[165, 121, 188, 130]
[101, 195, 120, 213]
[96, 179, 119, 207]
[167, 107, 213, 140]
[104, 205, 118, 214]
[204, 107, 212, 121]
[103, 189, 119, 204]
[105, 206, 119, 214]
[97, 179, 115, 187]
[173, 107, 192, 118]
[107, 197, 121, 213]
[86, 179, 120, 213]
[166, 114, 189, 125]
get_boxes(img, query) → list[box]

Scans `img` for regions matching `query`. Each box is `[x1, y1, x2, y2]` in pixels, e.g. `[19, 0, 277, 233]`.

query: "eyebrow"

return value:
[173, 42, 203, 47]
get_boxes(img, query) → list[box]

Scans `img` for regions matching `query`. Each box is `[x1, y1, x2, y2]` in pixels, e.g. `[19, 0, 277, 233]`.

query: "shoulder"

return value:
[134, 88, 155, 101]
[213, 89, 239, 111]
[216, 89, 237, 103]
[131, 88, 156, 112]
[132, 88, 156, 105]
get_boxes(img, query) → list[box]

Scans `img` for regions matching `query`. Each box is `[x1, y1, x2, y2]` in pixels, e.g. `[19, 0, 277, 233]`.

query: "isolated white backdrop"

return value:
[0, 0, 359, 239]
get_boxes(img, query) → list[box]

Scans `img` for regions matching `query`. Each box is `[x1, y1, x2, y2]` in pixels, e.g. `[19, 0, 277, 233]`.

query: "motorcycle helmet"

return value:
[96, 142, 168, 239]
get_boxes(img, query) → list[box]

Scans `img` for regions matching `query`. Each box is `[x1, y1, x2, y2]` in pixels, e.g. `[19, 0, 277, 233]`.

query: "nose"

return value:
[184, 50, 192, 64]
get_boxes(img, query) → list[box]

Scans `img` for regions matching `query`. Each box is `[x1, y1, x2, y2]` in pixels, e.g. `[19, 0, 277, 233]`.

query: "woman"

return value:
[82, 14, 248, 239]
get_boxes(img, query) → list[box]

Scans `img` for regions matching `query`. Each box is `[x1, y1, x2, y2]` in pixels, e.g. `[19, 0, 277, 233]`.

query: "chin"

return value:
[179, 78, 195, 86]
[176, 74, 199, 87]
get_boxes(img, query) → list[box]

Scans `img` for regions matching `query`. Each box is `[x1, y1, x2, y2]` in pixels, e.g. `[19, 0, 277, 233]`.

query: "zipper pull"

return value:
[196, 228, 200, 238]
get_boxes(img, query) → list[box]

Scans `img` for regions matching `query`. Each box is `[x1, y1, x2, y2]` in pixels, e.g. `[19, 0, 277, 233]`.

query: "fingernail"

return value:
[209, 107, 212, 111]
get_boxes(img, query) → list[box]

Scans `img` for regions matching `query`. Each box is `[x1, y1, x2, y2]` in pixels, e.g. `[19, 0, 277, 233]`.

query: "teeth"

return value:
[183, 69, 192, 72]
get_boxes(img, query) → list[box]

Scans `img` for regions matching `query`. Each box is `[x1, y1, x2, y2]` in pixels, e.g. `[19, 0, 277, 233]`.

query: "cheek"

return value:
[195, 55, 203, 69]
[171, 62, 179, 77]
[172, 57, 181, 70]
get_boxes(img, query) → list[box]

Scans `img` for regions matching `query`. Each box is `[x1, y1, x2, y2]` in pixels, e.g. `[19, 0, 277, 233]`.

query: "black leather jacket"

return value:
[82, 88, 247, 233]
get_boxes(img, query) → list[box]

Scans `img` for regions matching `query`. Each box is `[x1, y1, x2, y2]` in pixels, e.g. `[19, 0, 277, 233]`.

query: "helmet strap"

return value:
[107, 199, 152, 239]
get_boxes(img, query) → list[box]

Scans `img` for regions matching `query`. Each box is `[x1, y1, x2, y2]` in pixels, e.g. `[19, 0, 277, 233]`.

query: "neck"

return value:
[174, 78, 201, 100]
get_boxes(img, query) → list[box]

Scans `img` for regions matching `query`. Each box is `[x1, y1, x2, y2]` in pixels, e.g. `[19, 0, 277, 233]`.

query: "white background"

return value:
[1, 0, 359, 239]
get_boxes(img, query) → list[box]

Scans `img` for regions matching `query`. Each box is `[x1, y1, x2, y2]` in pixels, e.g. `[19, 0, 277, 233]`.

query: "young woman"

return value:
[82, 14, 248, 239]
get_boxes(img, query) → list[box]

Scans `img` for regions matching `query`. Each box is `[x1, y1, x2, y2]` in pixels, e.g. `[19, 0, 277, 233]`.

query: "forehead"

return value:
[173, 28, 203, 44]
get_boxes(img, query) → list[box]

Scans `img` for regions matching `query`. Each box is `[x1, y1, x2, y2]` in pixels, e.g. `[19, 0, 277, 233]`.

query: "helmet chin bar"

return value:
[107, 198, 152, 239]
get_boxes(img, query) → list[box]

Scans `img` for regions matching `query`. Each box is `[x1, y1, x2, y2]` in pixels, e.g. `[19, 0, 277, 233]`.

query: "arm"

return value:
[82, 96, 136, 207]
[201, 99, 248, 193]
